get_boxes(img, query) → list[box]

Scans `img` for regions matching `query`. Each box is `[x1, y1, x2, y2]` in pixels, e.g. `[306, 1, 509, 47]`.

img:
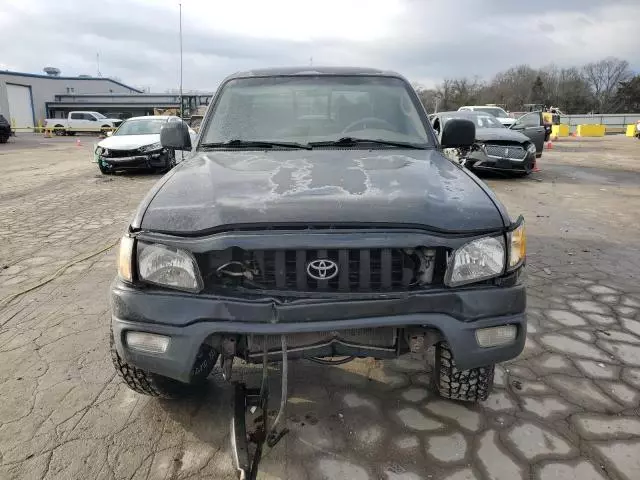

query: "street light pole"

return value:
[179, 2, 183, 119]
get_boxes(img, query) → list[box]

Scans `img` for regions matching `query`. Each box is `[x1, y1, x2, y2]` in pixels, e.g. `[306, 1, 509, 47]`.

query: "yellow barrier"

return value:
[576, 124, 606, 137]
[626, 124, 638, 137]
[551, 124, 569, 138]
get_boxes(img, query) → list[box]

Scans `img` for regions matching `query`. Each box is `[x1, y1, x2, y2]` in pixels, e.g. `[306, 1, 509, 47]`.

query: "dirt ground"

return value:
[1, 134, 640, 480]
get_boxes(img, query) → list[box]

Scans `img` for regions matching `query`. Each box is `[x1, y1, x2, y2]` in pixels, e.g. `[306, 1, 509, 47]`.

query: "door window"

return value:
[516, 112, 541, 127]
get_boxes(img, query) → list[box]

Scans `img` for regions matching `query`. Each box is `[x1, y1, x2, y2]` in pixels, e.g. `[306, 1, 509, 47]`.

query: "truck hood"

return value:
[98, 134, 159, 150]
[138, 149, 506, 234]
[475, 128, 529, 143]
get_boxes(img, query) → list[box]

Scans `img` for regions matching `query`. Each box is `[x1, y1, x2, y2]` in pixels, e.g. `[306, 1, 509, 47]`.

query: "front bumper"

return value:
[466, 150, 535, 173]
[111, 279, 526, 382]
[99, 150, 169, 171]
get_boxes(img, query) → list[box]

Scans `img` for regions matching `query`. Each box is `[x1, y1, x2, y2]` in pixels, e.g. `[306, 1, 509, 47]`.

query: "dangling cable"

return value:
[267, 335, 289, 447]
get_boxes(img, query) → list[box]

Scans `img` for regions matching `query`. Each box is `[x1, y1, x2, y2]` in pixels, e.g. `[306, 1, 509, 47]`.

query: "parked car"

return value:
[0, 114, 11, 143]
[458, 105, 516, 128]
[94, 115, 196, 174]
[44, 111, 122, 136]
[109, 67, 526, 405]
[430, 110, 544, 176]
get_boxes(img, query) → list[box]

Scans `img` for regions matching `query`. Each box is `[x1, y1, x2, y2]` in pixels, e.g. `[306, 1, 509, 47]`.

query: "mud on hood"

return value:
[137, 149, 506, 234]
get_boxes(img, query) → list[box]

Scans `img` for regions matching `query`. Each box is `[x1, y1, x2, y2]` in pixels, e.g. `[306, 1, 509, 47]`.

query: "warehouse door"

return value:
[7, 84, 34, 131]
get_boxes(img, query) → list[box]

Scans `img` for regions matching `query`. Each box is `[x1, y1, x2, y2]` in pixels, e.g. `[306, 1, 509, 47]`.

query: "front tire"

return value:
[53, 125, 66, 136]
[433, 342, 494, 402]
[110, 330, 218, 398]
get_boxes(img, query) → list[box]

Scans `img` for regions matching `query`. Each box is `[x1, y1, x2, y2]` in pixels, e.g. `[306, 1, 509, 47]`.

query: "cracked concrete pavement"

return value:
[1, 134, 640, 479]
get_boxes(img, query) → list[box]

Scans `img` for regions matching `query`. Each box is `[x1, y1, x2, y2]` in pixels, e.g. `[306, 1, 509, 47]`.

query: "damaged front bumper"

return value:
[98, 150, 170, 171]
[465, 149, 535, 173]
[110, 278, 526, 383]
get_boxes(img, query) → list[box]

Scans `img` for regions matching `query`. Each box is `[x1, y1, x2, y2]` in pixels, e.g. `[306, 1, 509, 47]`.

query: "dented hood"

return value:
[475, 128, 529, 143]
[138, 149, 505, 234]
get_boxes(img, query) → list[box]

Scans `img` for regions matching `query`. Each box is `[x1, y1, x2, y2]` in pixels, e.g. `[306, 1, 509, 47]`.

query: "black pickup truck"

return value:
[110, 67, 527, 403]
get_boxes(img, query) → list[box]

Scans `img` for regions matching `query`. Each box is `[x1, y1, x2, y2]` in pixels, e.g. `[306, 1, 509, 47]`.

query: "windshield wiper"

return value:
[308, 137, 427, 149]
[200, 139, 312, 150]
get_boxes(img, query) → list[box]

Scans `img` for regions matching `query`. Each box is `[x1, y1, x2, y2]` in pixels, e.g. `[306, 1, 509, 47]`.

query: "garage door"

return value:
[7, 84, 34, 131]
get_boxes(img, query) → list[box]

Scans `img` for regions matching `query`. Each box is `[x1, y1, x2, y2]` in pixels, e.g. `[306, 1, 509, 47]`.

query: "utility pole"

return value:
[96, 52, 101, 77]
[179, 2, 184, 118]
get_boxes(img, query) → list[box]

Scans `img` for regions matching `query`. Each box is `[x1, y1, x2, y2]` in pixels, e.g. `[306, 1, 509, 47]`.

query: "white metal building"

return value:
[0, 70, 141, 131]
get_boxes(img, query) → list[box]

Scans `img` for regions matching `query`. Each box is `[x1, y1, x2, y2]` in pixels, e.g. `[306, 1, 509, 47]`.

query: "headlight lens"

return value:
[140, 142, 163, 152]
[95, 146, 104, 155]
[445, 236, 505, 287]
[509, 220, 526, 269]
[117, 236, 135, 282]
[137, 242, 203, 292]
[526, 143, 536, 154]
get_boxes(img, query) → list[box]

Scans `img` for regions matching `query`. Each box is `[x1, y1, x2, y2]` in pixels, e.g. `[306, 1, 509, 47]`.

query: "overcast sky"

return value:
[1, 0, 639, 92]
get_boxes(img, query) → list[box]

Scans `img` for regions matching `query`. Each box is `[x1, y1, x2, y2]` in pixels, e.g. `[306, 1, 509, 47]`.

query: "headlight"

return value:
[95, 146, 104, 155]
[445, 236, 505, 287]
[137, 242, 203, 292]
[508, 219, 526, 269]
[140, 142, 163, 153]
[526, 143, 536, 154]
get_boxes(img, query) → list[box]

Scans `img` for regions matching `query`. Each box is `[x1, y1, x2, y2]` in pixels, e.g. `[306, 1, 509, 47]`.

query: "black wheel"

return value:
[98, 162, 112, 175]
[0, 134, 8, 144]
[110, 329, 218, 399]
[433, 342, 494, 402]
[164, 149, 177, 172]
[101, 125, 112, 136]
[53, 125, 66, 136]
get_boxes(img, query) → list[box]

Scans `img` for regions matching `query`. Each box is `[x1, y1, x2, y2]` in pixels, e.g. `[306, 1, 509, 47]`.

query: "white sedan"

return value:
[94, 115, 196, 174]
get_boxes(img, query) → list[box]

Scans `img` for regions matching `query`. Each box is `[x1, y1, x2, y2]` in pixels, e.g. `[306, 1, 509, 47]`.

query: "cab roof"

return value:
[225, 66, 404, 80]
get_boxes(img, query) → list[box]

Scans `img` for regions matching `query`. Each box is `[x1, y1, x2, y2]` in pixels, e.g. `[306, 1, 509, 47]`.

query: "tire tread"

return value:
[434, 342, 494, 402]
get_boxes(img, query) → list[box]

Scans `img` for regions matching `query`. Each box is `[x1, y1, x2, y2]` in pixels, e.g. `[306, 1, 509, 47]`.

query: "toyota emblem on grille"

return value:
[307, 259, 339, 280]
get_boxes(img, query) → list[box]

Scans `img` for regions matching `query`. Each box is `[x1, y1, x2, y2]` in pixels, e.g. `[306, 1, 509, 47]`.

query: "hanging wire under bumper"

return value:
[231, 335, 290, 480]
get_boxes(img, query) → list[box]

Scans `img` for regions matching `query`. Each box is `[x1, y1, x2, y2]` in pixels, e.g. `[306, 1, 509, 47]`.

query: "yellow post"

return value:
[576, 124, 606, 137]
[551, 124, 569, 138]
[626, 124, 638, 137]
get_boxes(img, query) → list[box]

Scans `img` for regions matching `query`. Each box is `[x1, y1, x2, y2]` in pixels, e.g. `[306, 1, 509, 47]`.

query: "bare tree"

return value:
[582, 57, 632, 113]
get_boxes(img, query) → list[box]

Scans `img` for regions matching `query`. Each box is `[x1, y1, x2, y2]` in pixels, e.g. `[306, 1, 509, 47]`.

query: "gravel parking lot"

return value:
[1, 133, 640, 480]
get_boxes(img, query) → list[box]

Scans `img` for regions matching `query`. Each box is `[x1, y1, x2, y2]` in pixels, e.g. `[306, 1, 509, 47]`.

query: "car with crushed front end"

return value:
[95, 115, 196, 174]
[431, 110, 542, 176]
[110, 67, 527, 403]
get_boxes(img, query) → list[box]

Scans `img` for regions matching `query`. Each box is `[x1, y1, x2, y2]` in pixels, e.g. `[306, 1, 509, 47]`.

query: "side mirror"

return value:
[161, 122, 192, 151]
[441, 119, 475, 148]
[106, 131, 113, 137]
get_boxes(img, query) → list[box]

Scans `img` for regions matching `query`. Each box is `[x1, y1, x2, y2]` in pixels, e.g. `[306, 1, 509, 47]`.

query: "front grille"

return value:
[205, 248, 439, 293]
[104, 148, 140, 158]
[484, 144, 526, 160]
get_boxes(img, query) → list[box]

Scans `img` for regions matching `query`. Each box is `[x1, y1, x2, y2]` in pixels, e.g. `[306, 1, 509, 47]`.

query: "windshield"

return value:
[201, 76, 430, 146]
[475, 107, 508, 118]
[442, 113, 504, 129]
[92, 112, 107, 119]
[114, 118, 166, 136]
